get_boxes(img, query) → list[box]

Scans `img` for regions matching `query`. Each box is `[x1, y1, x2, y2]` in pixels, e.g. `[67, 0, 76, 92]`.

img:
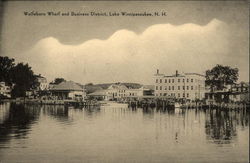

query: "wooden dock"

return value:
[20, 99, 101, 107]
[124, 97, 249, 111]
[127, 98, 175, 110]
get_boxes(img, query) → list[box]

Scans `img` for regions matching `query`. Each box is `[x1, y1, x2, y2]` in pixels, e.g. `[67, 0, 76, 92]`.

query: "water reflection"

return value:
[42, 105, 70, 122]
[0, 102, 248, 162]
[84, 106, 101, 118]
[0, 103, 40, 146]
[205, 109, 249, 144]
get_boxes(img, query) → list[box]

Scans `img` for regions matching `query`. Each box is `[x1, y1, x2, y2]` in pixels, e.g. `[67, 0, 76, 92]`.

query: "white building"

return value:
[126, 88, 143, 98]
[35, 75, 49, 91]
[0, 82, 11, 98]
[154, 70, 205, 100]
[126, 86, 154, 98]
[106, 83, 128, 100]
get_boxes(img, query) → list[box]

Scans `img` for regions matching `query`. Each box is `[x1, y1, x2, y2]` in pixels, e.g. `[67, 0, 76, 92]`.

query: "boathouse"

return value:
[50, 81, 86, 100]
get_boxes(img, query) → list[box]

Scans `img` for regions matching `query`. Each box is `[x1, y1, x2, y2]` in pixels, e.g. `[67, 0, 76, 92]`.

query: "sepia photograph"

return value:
[0, 1, 249, 162]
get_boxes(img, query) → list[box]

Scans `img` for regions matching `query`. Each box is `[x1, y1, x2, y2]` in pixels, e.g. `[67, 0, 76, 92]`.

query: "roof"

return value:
[50, 81, 83, 91]
[88, 90, 107, 96]
[184, 73, 205, 77]
[142, 85, 154, 90]
[162, 73, 204, 78]
[108, 84, 128, 90]
[164, 75, 185, 77]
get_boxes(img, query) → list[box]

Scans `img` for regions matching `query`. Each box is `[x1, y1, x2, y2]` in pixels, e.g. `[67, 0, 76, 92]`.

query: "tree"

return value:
[205, 64, 238, 91]
[51, 78, 66, 85]
[0, 56, 15, 84]
[10, 63, 38, 97]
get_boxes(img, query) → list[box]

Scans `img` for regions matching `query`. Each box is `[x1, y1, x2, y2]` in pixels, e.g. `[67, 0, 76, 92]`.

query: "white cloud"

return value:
[23, 19, 248, 84]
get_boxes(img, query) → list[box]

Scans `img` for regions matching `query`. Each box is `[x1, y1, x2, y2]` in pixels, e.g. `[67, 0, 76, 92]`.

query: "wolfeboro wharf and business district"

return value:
[0, 68, 249, 112]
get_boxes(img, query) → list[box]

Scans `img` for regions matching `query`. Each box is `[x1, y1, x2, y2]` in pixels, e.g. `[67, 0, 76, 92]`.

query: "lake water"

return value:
[0, 102, 249, 163]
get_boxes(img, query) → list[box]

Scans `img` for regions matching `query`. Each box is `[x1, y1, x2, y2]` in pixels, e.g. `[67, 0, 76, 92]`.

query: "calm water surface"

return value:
[0, 102, 249, 163]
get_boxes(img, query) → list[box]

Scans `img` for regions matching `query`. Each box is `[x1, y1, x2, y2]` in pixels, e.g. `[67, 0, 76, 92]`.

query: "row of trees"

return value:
[0, 56, 38, 97]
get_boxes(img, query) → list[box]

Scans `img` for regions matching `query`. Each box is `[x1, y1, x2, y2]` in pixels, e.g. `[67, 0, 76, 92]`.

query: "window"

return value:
[187, 79, 189, 82]
[172, 79, 174, 83]
[187, 93, 189, 98]
[169, 79, 171, 83]
[160, 79, 162, 83]
[156, 79, 158, 83]
[191, 86, 193, 90]
[165, 86, 167, 90]
[178, 79, 180, 82]
[191, 79, 193, 82]
[183, 93, 185, 97]
[183, 79, 185, 82]
[187, 86, 189, 90]
[160, 93, 162, 96]
[160, 86, 162, 90]
[164, 93, 167, 96]
[165, 79, 167, 83]
[172, 86, 174, 90]
[178, 93, 180, 97]
[156, 86, 158, 90]
[169, 86, 171, 90]
[178, 86, 180, 90]
[183, 86, 185, 90]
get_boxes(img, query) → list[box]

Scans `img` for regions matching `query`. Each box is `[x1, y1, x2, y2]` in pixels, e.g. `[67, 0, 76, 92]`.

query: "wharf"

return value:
[126, 98, 175, 110]
[123, 97, 249, 111]
[8, 98, 101, 107]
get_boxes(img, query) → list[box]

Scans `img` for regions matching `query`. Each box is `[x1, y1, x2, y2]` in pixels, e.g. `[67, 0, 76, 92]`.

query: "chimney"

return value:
[176, 70, 178, 76]
[157, 69, 159, 74]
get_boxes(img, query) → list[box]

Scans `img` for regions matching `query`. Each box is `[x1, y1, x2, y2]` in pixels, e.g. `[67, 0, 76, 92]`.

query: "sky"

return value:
[0, 1, 249, 84]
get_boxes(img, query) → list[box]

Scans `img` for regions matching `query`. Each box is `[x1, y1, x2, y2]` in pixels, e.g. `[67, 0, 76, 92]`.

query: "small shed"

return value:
[87, 90, 108, 100]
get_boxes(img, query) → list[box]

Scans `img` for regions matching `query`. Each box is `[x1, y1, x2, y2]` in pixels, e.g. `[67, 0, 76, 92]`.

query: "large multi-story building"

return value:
[154, 70, 205, 100]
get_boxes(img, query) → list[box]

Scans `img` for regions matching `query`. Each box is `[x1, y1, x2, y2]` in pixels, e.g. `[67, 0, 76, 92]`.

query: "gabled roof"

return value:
[50, 81, 83, 91]
[108, 84, 128, 90]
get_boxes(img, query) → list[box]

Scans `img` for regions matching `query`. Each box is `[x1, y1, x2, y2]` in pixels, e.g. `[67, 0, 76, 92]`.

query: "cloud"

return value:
[23, 19, 248, 84]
